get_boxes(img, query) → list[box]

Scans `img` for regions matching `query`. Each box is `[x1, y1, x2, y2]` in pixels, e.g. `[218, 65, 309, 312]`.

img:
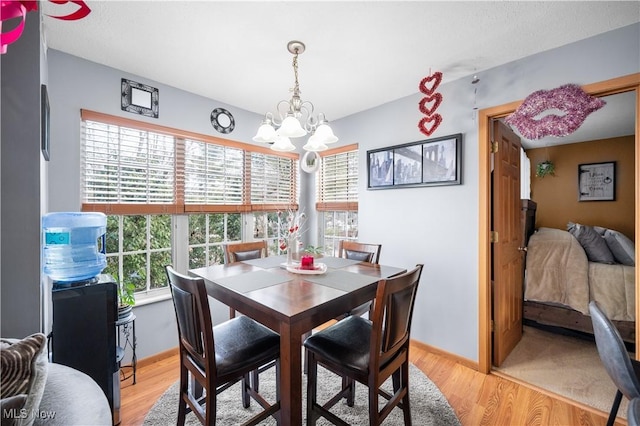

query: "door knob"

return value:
[518, 246, 528, 252]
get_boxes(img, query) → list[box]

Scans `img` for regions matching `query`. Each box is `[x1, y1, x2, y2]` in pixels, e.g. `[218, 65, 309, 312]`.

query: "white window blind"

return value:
[250, 152, 298, 208]
[82, 120, 179, 213]
[81, 110, 298, 214]
[184, 139, 245, 206]
[317, 146, 359, 211]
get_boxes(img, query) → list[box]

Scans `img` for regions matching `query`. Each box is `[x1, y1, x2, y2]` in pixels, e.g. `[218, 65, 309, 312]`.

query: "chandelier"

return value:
[252, 41, 338, 152]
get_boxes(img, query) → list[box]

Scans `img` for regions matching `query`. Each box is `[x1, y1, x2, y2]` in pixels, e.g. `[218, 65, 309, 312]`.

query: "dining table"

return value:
[189, 254, 407, 426]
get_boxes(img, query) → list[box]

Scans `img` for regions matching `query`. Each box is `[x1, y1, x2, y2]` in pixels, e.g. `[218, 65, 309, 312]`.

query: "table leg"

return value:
[279, 323, 302, 426]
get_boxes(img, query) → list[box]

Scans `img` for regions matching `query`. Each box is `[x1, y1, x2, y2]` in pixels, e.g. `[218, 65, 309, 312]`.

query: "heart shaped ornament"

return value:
[419, 72, 443, 95]
[418, 114, 442, 137]
[418, 93, 443, 116]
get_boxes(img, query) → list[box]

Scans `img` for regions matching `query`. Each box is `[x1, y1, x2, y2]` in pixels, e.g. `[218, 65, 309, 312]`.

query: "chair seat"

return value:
[213, 316, 280, 378]
[304, 316, 371, 373]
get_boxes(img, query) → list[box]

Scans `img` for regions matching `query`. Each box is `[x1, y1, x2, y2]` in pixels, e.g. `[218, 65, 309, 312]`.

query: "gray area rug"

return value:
[143, 363, 460, 425]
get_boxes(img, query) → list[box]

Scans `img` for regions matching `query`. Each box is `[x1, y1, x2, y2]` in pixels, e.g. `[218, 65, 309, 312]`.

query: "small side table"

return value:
[116, 313, 137, 384]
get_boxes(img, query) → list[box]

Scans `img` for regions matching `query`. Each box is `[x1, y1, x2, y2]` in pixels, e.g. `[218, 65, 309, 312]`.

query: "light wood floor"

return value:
[120, 342, 622, 426]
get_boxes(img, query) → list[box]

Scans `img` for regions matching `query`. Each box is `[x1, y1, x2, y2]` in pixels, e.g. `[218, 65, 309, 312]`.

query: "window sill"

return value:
[134, 289, 172, 307]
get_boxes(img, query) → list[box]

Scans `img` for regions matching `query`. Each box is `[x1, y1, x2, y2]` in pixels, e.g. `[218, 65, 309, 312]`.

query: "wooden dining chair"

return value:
[165, 266, 281, 426]
[304, 264, 424, 425]
[223, 240, 268, 264]
[338, 240, 382, 264]
[223, 240, 268, 319]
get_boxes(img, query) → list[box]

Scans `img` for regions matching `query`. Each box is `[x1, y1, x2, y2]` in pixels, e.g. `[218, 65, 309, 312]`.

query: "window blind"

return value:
[317, 145, 359, 211]
[81, 110, 298, 214]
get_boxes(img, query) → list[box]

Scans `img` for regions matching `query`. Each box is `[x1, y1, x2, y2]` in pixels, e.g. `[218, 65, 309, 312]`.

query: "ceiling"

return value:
[41, 1, 639, 148]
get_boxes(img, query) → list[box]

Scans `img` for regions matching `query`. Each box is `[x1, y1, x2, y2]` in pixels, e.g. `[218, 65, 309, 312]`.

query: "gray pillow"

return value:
[604, 229, 635, 266]
[567, 223, 616, 264]
[0, 333, 48, 426]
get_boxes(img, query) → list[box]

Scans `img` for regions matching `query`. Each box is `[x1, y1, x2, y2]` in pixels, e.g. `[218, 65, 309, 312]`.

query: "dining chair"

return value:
[337, 240, 382, 318]
[303, 263, 424, 425]
[165, 265, 281, 426]
[589, 300, 640, 426]
[223, 240, 268, 319]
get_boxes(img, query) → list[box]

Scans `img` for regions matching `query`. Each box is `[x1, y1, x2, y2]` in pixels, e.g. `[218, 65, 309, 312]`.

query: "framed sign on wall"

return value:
[578, 161, 616, 201]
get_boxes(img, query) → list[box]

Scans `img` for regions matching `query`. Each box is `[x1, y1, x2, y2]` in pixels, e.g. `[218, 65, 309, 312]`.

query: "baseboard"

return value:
[411, 339, 479, 371]
[136, 346, 179, 369]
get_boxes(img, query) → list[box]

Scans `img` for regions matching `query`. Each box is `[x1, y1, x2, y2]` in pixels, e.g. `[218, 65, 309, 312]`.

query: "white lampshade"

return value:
[276, 115, 307, 138]
[303, 134, 328, 152]
[252, 123, 277, 143]
[271, 136, 296, 152]
[313, 123, 338, 144]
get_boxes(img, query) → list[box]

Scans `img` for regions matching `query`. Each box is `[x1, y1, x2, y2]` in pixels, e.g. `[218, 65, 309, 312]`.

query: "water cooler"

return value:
[43, 212, 121, 425]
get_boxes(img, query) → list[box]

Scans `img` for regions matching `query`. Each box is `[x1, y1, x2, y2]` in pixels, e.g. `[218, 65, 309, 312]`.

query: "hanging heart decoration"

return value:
[418, 93, 443, 116]
[418, 114, 443, 137]
[419, 72, 442, 95]
[418, 71, 444, 137]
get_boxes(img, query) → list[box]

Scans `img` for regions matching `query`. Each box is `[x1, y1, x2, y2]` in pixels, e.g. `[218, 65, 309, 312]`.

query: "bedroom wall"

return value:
[527, 135, 635, 240]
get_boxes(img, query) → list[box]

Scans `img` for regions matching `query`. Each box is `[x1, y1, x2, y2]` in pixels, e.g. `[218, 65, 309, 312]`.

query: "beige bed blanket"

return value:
[524, 227, 635, 321]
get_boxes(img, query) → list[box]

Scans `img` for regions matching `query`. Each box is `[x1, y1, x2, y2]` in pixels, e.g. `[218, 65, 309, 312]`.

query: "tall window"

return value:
[81, 110, 298, 298]
[317, 145, 359, 255]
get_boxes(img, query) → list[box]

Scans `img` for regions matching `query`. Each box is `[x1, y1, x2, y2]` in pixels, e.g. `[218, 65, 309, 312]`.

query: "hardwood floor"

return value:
[120, 342, 620, 426]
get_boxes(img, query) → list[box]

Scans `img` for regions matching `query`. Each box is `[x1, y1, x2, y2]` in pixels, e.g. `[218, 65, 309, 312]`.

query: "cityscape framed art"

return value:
[367, 133, 462, 189]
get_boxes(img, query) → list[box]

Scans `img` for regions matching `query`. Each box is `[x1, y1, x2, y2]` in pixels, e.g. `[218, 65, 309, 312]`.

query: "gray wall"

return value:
[1, 10, 45, 338]
[17, 22, 640, 361]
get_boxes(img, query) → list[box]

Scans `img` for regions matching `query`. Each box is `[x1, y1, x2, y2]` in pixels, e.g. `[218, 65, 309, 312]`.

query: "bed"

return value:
[523, 226, 636, 344]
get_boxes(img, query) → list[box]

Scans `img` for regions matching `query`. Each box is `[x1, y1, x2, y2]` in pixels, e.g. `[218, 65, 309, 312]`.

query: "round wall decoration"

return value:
[301, 151, 321, 173]
[210, 108, 235, 134]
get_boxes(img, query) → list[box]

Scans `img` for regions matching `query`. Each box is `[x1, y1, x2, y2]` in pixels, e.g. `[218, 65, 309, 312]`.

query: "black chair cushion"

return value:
[234, 249, 262, 261]
[303, 316, 371, 373]
[344, 250, 373, 262]
[213, 316, 280, 377]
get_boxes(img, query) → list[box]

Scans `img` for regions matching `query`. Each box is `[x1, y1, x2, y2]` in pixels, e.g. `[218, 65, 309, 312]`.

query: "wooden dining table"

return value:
[189, 255, 407, 426]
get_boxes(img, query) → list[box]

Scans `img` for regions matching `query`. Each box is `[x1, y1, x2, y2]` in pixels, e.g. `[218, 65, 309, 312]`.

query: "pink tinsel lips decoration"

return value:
[505, 84, 606, 140]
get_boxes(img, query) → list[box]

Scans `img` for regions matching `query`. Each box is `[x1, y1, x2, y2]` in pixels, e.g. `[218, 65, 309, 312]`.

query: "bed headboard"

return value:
[522, 199, 537, 246]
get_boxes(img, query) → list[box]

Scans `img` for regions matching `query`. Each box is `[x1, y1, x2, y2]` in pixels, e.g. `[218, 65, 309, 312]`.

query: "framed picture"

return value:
[41, 84, 50, 161]
[367, 133, 462, 189]
[578, 161, 615, 201]
[121, 78, 159, 118]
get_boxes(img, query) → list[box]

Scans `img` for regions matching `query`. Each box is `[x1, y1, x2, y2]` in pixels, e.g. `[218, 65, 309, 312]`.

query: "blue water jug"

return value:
[43, 212, 107, 283]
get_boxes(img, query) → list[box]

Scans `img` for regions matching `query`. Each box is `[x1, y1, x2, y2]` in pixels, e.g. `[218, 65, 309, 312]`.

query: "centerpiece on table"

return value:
[276, 209, 306, 267]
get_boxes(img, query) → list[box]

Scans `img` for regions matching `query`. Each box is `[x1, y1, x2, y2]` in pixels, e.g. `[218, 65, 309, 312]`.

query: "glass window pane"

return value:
[226, 213, 241, 241]
[208, 214, 224, 243]
[189, 246, 206, 270]
[123, 215, 147, 252]
[189, 214, 206, 245]
[150, 251, 171, 289]
[122, 253, 146, 291]
[106, 216, 119, 254]
[150, 215, 171, 249]
[208, 246, 224, 266]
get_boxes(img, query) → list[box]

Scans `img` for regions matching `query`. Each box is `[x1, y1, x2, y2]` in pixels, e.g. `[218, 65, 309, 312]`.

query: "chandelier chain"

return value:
[291, 50, 300, 95]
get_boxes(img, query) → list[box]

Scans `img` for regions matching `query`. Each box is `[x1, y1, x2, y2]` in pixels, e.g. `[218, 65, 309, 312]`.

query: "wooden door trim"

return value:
[478, 73, 640, 374]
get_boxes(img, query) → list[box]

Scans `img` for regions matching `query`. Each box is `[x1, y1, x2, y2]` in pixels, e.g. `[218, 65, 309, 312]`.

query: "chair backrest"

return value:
[589, 301, 640, 400]
[370, 264, 423, 368]
[337, 240, 382, 264]
[166, 265, 216, 376]
[223, 240, 268, 264]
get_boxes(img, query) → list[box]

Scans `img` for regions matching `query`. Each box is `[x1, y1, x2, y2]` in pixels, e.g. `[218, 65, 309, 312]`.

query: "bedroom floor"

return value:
[495, 325, 627, 420]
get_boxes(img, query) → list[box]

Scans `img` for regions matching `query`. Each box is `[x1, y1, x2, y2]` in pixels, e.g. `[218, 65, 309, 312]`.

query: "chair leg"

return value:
[607, 390, 623, 426]
[302, 330, 311, 374]
[401, 363, 412, 426]
[307, 353, 319, 425]
[242, 373, 251, 408]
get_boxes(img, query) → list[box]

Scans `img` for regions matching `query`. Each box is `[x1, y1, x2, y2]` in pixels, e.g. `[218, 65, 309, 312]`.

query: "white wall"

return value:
[45, 23, 640, 361]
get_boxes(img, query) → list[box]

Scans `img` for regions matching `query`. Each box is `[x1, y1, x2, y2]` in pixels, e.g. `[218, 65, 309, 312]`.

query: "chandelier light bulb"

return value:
[252, 121, 277, 143]
[271, 136, 296, 152]
[312, 122, 338, 144]
[277, 115, 307, 138]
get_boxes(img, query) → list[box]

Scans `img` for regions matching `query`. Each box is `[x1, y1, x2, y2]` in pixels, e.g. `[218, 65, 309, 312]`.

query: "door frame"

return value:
[478, 73, 640, 374]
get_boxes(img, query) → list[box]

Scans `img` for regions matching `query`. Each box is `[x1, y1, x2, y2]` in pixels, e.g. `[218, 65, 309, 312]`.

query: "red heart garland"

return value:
[419, 72, 442, 95]
[418, 93, 443, 116]
[418, 114, 442, 137]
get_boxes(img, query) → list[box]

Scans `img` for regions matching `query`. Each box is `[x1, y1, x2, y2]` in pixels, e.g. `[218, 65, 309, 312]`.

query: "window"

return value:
[81, 110, 298, 298]
[317, 145, 359, 255]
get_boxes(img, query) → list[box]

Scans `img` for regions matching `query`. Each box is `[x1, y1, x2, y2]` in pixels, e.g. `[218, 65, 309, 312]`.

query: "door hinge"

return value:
[491, 320, 495, 332]
[490, 231, 499, 243]
[491, 141, 499, 153]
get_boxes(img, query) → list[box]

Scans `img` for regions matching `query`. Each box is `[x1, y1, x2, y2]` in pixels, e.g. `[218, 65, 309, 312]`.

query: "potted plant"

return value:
[300, 245, 324, 258]
[536, 160, 555, 178]
[117, 282, 136, 320]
